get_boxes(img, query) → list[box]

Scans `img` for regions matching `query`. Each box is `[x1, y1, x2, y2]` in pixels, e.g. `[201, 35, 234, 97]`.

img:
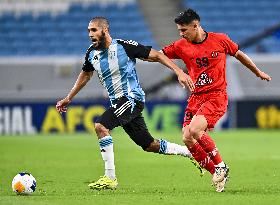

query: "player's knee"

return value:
[182, 133, 193, 146]
[145, 140, 160, 153]
[189, 126, 202, 139]
[182, 127, 192, 145]
[94, 123, 108, 136]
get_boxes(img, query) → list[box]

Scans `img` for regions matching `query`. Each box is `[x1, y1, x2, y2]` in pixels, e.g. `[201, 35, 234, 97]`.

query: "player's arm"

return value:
[222, 33, 270, 81]
[146, 48, 195, 91]
[56, 71, 94, 113]
[234, 50, 271, 81]
[118, 39, 195, 92]
[56, 45, 95, 113]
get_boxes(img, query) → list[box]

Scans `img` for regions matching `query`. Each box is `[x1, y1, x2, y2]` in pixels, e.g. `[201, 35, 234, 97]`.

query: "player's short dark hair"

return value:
[90, 16, 110, 30]
[175, 8, 200, 25]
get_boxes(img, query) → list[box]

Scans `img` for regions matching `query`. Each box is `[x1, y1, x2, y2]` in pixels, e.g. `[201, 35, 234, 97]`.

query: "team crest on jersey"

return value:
[211, 51, 219, 58]
[195, 72, 213, 86]
[109, 50, 116, 59]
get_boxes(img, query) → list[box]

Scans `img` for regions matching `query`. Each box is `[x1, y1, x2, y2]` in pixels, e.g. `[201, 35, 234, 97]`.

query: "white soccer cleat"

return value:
[212, 165, 229, 192]
[215, 177, 228, 192]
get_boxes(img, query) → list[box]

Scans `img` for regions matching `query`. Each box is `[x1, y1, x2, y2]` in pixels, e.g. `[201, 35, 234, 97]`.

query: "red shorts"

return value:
[183, 90, 228, 129]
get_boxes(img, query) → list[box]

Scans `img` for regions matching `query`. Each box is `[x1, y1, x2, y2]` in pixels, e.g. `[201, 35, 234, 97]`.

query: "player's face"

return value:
[88, 21, 106, 49]
[177, 22, 198, 42]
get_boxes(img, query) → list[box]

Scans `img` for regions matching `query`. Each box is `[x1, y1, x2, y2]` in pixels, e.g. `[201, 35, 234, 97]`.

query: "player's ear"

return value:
[193, 20, 199, 29]
[103, 27, 109, 34]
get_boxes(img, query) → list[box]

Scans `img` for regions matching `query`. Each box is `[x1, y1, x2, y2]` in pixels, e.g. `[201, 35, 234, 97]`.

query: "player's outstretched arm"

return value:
[234, 50, 272, 81]
[145, 48, 195, 92]
[56, 70, 93, 113]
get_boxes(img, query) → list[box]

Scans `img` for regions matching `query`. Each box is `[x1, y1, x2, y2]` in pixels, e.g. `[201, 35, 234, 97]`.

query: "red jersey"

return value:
[162, 32, 239, 94]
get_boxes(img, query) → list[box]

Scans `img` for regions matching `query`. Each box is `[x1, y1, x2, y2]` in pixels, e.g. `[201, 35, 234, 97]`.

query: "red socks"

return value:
[197, 134, 223, 165]
[188, 142, 215, 174]
[187, 133, 224, 175]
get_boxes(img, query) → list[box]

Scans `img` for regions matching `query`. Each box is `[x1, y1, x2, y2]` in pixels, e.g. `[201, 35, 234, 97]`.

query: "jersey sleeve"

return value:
[82, 45, 95, 72]
[162, 42, 180, 59]
[117, 39, 151, 59]
[220, 34, 239, 56]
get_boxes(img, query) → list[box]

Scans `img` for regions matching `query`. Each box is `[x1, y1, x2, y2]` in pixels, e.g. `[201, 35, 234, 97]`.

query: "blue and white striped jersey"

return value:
[82, 39, 151, 105]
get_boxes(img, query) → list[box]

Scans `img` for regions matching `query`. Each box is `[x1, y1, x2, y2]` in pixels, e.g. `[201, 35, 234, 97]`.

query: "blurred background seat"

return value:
[184, 0, 280, 53]
[0, 0, 279, 102]
[0, 0, 158, 56]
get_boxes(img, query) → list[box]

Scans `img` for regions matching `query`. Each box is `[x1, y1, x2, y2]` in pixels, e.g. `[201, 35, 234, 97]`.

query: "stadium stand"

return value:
[0, 0, 279, 101]
[0, 0, 158, 56]
[183, 0, 280, 53]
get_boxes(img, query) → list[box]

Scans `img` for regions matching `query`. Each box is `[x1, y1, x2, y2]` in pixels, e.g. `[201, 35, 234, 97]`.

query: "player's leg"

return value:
[195, 92, 228, 168]
[120, 99, 192, 157]
[123, 116, 191, 157]
[181, 95, 215, 175]
[94, 123, 116, 181]
[193, 92, 229, 192]
[183, 116, 216, 175]
[184, 115, 228, 192]
[89, 97, 133, 190]
[197, 131, 225, 167]
[122, 113, 204, 175]
[123, 110, 191, 157]
[196, 130, 229, 192]
[88, 109, 119, 190]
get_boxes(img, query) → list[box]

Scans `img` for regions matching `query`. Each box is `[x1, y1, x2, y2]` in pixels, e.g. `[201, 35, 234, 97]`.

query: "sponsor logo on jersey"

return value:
[195, 72, 213, 86]
[93, 55, 99, 61]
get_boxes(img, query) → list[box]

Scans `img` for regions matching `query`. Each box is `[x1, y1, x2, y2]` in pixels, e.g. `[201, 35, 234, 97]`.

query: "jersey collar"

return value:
[192, 31, 208, 44]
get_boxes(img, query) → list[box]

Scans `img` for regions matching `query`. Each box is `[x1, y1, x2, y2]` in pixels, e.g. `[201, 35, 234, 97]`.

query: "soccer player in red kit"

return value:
[162, 9, 271, 192]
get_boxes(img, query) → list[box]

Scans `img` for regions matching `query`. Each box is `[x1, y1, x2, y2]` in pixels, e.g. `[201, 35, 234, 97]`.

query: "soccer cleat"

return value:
[190, 158, 205, 177]
[212, 165, 230, 192]
[215, 176, 229, 192]
[88, 175, 118, 190]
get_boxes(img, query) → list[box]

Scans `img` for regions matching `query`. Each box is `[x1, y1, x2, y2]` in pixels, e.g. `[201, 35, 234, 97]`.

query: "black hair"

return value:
[174, 8, 200, 25]
[90, 16, 110, 30]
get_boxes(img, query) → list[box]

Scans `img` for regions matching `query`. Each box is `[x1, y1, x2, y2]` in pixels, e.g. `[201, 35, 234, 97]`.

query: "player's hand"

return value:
[177, 71, 195, 92]
[256, 71, 272, 81]
[56, 97, 71, 114]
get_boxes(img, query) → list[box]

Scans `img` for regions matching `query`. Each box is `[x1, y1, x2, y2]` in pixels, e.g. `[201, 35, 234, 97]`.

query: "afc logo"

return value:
[211, 51, 219, 58]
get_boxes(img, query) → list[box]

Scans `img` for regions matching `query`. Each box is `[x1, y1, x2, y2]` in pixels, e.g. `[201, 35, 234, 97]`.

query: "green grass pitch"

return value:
[0, 129, 280, 205]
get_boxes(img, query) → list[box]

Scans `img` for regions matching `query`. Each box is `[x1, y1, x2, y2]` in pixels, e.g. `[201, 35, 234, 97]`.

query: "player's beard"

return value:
[95, 31, 106, 50]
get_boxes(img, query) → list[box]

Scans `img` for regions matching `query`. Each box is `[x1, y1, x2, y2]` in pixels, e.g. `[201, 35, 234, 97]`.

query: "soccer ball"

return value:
[12, 172, 36, 195]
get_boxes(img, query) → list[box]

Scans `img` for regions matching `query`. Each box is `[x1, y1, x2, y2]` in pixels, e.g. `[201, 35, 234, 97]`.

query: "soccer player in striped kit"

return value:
[162, 9, 271, 192]
[56, 17, 202, 190]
